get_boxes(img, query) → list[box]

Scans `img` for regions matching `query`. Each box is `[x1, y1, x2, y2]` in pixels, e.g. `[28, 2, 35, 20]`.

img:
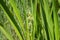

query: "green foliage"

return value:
[0, 0, 60, 40]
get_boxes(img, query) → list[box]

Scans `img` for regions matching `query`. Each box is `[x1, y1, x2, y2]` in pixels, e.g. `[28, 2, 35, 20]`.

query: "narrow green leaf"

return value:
[0, 25, 13, 40]
[52, 0, 59, 40]
[0, 4, 23, 40]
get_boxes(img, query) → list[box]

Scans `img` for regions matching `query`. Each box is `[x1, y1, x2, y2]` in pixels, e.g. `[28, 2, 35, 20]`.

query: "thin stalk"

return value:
[52, 0, 59, 40]
[40, 3, 48, 40]
[32, 0, 37, 40]
[42, 0, 54, 40]
[9, 0, 25, 35]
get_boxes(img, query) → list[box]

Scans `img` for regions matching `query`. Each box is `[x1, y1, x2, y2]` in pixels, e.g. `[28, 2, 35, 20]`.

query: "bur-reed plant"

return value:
[0, 0, 60, 40]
